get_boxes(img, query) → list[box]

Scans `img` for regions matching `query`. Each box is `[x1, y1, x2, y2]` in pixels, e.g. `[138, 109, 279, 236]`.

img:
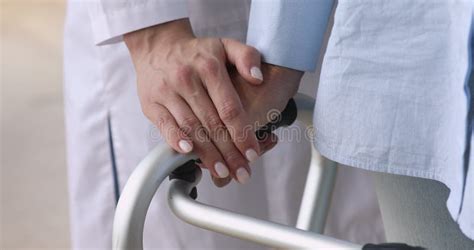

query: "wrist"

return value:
[124, 18, 195, 59]
[262, 63, 303, 94]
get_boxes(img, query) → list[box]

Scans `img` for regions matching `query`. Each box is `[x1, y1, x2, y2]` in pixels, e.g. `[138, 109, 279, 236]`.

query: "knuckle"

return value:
[180, 116, 201, 134]
[209, 37, 222, 46]
[219, 101, 242, 123]
[206, 38, 224, 51]
[202, 142, 216, 153]
[198, 143, 217, 161]
[199, 57, 220, 76]
[152, 82, 169, 96]
[155, 114, 171, 130]
[205, 114, 223, 130]
[245, 46, 258, 55]
[224, 151, 244, 166]
[243, 46, 258, 60]
[175, 65, 194, 87]
[205, 114, 227, 140]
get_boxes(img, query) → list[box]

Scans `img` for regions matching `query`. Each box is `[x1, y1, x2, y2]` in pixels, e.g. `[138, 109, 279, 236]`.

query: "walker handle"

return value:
[256, 98, 298, 140]
[113, 94, 354, 249]
[193, 98, 298, 161]
[178, 98, 299, 185]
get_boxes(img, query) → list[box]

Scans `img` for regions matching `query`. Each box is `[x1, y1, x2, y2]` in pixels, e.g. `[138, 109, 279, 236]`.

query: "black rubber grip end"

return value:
[169, 160, 199, 199]
[363, 243, 425, 250]
[256, 98, 297, 140]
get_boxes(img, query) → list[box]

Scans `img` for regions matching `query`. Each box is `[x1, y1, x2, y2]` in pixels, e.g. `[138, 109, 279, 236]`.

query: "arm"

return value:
[247, 0, 334, 71]
[87, 0, 188, 45]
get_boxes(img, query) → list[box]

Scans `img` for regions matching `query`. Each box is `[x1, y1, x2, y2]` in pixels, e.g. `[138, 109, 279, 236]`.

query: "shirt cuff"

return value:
[88, 0, 188, 45]
[247, 0, 333, 72]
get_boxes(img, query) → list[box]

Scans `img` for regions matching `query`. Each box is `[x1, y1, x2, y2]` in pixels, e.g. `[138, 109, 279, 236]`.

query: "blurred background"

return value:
[1, 0, 71, 248]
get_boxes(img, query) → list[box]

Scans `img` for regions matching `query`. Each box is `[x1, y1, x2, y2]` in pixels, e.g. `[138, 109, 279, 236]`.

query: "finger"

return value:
[196, 161, 206, 168]
[164, 95, 232, 180]
[143, 103, 193, 154]
[221, 38, 263, 84]
[169, 67, 251, 182]
[198, 161, 232, 188]
[213, 133, 279, 188]
[258, 132, 279, 153]
[180, 81, 251, 184]
[211, 175, 232, 188]
[212, 133, 279, 188]
[197, 58, 261, 165]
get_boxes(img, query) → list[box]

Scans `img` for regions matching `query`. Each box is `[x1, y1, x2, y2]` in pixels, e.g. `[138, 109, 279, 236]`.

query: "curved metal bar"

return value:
[167, 179, 361, 249]
[112, 143, 196, 249]
[113, 93, 342, 249]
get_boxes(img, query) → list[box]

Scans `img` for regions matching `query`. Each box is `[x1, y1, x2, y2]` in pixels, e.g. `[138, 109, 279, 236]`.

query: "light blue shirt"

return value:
[247, 0, 474, 239]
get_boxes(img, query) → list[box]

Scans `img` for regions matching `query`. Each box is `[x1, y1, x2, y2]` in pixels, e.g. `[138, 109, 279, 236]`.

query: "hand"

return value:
[234, 63, 304, 127]
[212, 63, 304, 187]
[124, 19, 265, 184]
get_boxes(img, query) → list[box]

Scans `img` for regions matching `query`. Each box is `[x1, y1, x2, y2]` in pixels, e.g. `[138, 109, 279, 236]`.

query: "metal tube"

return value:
[296, 147, 338, 232]
[113, 93, 346, 249]
[293, 93, 338, 232]
[168, 179, 361, 249]
[112, 143, 196, 249]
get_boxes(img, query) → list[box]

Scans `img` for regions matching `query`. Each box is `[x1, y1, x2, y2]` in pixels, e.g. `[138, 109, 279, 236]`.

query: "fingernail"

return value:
[250, 66, 263, 81]
[236, 168, 250, 184]
[245, 148, 259, 162]
[214, 162, 230, 178]
[178, 140, 192, 153]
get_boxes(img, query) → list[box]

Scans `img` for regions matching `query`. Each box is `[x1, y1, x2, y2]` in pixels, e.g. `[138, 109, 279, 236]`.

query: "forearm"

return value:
[124, 18, 194, 60]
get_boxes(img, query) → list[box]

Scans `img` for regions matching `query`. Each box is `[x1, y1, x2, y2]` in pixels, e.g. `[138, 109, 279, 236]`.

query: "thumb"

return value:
[221, 38, 263, 85]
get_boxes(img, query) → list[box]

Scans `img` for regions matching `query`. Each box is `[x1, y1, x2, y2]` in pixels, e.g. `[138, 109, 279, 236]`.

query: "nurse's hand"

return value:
[124, 19, 263, 184]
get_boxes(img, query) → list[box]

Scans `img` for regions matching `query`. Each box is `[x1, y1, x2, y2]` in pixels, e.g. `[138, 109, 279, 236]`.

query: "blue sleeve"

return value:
[246, 0, 334, 71]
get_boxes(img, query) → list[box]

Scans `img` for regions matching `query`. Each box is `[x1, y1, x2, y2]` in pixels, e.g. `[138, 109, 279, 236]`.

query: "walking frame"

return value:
[112, 93, 422, 250]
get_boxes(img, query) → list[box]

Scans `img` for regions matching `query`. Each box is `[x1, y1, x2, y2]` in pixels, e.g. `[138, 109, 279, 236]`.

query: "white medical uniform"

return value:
[63, 0, 384, 249]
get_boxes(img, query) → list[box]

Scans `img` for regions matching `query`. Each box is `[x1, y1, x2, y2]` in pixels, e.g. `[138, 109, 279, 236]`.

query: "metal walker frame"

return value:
[112, 93, 362, 249]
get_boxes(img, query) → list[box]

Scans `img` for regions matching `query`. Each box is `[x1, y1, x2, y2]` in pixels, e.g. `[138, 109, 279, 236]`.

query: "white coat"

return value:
[63, 0, 385, 249]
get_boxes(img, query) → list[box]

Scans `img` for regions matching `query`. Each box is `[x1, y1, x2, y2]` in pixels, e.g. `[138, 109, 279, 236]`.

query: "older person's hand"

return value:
[233, 63, 303, 126]
[124, 19, 264, 184]
[212, 63, 304, 187]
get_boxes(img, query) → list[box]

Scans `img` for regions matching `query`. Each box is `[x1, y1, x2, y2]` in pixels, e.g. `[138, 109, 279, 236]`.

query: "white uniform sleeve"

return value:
[87, 0, 188, 45]
[246, 0, 334, 71]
